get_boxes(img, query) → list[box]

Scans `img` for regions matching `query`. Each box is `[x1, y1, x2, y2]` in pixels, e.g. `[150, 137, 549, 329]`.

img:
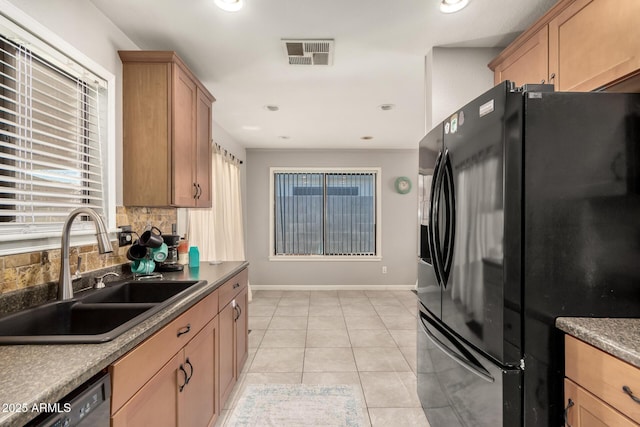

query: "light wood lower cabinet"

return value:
[112, 318, 219, 427]
[564, 335, 640, 426]
[110, 268, 248, 427]
[218, 301, 236, 406]
[218, 272, 249, 406]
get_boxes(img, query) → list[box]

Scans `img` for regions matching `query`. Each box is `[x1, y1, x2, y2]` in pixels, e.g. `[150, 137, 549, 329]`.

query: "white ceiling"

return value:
[89, 0, 555, 149]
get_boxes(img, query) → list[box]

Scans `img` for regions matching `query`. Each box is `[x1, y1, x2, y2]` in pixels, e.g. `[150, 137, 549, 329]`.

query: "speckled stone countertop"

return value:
[556, 317, 640, 368]
[0, 261, 248, 427]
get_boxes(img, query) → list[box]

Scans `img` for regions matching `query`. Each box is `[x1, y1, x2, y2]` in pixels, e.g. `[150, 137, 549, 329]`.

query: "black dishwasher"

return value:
[29, 371, 110, 427]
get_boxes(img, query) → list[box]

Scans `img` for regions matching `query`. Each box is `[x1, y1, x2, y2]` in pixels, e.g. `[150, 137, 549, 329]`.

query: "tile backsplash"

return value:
[0, 206, 178, 295]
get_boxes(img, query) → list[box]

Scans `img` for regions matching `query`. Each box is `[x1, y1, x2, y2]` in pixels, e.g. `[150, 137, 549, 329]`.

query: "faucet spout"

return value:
[59, 207, 113, 300]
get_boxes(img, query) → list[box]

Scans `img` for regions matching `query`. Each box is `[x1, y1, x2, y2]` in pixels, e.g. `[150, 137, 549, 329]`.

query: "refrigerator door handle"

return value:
[428, 150, 445, 285]
[441, 149, 456, 288]
[419, 311, 495, 383]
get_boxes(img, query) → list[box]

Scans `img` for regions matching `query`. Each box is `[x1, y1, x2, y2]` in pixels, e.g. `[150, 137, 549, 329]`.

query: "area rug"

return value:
[226, 384, 366, 427]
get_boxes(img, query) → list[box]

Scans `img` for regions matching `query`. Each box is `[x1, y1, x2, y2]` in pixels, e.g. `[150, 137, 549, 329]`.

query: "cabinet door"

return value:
[112, 352, 182, 427]
[549, 0, 640, 91]
[172, 63, 197, 207]
[564, 379, 638, 427]
[493, 26, 549, 87]
[195, 88, 212, 207]
[219, 302, 236, 407]
[235, 287, 249, 374]
[180, 317, 219, 427]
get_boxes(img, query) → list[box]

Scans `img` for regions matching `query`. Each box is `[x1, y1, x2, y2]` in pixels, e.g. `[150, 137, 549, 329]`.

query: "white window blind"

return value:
[0, 34, 107, 236]
[274, 171, 378, 257]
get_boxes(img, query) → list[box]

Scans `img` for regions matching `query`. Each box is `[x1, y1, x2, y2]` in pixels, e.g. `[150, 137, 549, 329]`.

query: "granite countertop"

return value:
[556, 317, 640, 368]
[0, 261, 248, 427]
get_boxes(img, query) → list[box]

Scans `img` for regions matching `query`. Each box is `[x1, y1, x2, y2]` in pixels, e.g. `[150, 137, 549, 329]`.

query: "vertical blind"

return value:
[0, 34, 107, 235]
[274, 172, 376, 256]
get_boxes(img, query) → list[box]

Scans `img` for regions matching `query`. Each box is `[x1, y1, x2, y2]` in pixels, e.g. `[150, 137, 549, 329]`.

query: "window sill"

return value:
[0, 229, 120, 257]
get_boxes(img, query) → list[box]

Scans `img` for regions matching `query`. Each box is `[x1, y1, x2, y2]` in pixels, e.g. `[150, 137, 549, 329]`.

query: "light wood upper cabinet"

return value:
[119, 51, 215, 207]
[491, 26, 549, 87]
[490, 0, 640, 92]
[548, 0, 640, 91]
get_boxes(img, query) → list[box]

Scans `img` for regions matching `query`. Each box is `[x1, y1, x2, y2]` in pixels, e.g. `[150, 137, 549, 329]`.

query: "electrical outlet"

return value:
[382, 266, 387, 274]
[118, 225, 133, 246]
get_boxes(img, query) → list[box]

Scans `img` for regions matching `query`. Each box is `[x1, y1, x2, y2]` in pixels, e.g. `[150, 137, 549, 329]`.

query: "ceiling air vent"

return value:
[282, 39, 334, 66]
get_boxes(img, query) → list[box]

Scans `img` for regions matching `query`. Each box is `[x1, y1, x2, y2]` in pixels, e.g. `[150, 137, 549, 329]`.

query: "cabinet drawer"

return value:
[564, 378, 638, 427]
[110, 289, 219, 413]
[565, 335, 640, 423]
[218, 268, 248, 310]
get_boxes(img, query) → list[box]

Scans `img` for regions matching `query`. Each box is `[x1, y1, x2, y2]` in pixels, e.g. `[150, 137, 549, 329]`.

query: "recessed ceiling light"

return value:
[360, 136, 374, 140]
[278, 136, 291, 140]
[379, 104, 395, 111]
[242, 125, 261, 131]
[264, 105, 280, 112]
[440, 0, 469, 13]
[214, 0, 243, 12]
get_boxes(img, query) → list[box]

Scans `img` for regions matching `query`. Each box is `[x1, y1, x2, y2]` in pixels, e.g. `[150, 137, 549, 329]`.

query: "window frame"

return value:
[0, 1, 116, 256]
[269, 167, 382, 261]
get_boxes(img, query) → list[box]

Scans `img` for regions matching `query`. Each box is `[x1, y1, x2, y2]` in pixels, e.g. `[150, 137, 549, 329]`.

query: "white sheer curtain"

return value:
[188, 145, 250, 298]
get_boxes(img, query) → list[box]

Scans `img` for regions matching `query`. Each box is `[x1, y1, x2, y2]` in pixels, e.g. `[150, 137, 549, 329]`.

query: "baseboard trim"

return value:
[251, 284, 415, 291]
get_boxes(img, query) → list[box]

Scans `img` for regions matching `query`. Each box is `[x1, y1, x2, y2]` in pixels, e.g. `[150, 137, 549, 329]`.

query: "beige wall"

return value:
[246, 149, 418, 289]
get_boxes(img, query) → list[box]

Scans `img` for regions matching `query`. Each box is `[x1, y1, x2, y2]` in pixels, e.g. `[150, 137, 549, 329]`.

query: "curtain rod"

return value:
[214, 142, 244, 164]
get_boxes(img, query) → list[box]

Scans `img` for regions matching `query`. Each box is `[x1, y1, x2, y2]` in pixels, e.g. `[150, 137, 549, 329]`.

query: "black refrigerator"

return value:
[417, 81, 640, 426]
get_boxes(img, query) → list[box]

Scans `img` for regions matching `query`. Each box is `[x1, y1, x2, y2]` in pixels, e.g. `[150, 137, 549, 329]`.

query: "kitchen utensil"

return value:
[131, 258, 156, 275]
[126, 240, 148, 261]
[151, 243, 168, 262]
[139, 226, 163, 248]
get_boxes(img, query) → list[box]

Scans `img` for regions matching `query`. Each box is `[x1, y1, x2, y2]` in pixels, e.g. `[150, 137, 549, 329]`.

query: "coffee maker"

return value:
[156, 234, 184, 272]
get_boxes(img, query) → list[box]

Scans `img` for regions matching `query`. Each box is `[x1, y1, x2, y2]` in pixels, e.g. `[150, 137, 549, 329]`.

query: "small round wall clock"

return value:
[394, 176, 412, 194]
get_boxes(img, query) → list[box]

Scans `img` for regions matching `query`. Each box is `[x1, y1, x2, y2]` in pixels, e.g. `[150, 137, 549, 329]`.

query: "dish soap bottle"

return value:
[188, 246, 200, 268]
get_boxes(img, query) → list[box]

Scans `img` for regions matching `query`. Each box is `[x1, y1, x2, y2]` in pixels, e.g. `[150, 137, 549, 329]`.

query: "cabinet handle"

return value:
[177, 324, 191, 337]
[185, 358, 194, 384]
[196, 183, 202, 199]
[623, 386, 640, 404]
[549, 72, 556, 82]
[179, 364, 188, 392]
[563, 398, 574, 427]
[193, 183, 198, 199]
[233, 282, 240, 289]
[234, 304, 242, 321]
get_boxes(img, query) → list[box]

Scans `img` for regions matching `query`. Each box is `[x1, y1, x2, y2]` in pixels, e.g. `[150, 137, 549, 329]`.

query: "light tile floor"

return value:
[215, 290, 429, 427]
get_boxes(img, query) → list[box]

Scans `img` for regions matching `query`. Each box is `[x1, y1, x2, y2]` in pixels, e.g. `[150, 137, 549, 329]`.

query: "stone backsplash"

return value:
[0, 206, 178, 295]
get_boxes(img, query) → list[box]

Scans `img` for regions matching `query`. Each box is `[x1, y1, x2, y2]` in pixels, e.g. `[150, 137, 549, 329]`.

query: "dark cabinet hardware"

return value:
[623, 385, 640, 404]
[177, 324, 191, 337]
[233, 282, 240, 289]
[185, 358, 194, 384]
[563, 398, 574, 427]
[179, 364, 188, 392]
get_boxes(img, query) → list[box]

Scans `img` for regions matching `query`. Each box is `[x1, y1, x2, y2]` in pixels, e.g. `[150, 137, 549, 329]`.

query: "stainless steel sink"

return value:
[0, 279, 205, 344]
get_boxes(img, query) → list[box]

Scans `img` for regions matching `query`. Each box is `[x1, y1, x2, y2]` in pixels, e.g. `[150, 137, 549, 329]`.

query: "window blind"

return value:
[0, 35, 107, 235]
[274, 171, 376, 256]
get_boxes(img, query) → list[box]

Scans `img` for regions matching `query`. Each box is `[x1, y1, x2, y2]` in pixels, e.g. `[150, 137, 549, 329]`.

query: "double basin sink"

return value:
[0, 280, 206, 345]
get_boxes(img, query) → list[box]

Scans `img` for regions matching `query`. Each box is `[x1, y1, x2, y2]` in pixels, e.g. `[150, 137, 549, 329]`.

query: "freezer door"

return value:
[417, 304, 521, 427]
[417, 124, 444, 317]
[440, 83, 510, 360]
